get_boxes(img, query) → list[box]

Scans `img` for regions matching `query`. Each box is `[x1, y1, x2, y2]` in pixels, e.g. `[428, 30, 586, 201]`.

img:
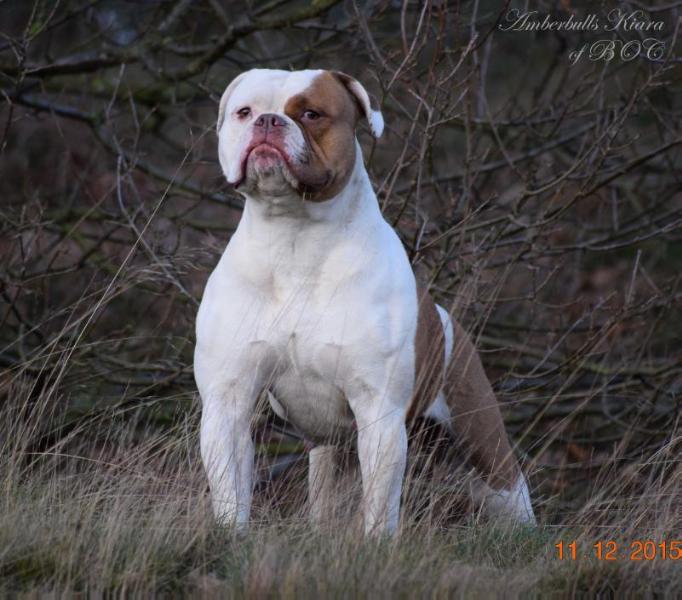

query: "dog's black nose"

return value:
[254, 113, 286, 129]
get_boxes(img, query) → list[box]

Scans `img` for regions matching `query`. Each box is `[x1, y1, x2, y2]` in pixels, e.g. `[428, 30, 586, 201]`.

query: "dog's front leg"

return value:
[349, 396, 408, 536]
[199, 379, 259, 531]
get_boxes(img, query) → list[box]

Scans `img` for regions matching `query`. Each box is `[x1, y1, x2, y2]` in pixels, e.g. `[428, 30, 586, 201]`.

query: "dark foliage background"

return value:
[1, 0, 681, 534]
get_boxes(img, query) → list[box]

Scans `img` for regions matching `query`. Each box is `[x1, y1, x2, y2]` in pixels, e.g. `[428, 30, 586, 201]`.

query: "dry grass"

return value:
[1, 377, 679, 597]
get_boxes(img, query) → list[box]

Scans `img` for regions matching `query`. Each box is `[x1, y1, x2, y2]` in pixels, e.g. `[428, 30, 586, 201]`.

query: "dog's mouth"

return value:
[232, 140, 331, 198]
[249, 142, 284, 162]
[235, 142, 298, 189]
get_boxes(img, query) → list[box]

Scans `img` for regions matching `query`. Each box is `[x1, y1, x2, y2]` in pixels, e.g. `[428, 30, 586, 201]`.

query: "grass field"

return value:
[1, 383, 679, 597]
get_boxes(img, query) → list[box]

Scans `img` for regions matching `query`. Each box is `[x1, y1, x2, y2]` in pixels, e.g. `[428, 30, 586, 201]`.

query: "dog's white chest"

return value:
[195, 206, 416, 442]
[261, 277, 367, 441]
[194, 157, 421, 442]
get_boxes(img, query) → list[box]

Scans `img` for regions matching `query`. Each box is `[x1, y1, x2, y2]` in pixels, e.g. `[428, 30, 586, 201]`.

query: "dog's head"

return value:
[216, 69, 383, 201]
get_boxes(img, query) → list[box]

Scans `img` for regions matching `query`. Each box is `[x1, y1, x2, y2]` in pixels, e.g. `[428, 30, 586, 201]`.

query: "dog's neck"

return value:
[226, 141, 382, 283]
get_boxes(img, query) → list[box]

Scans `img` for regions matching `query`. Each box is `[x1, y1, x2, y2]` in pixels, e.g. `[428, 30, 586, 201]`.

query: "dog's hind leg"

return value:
[308, 445, 339, 526]
[435, 306, 536, 525]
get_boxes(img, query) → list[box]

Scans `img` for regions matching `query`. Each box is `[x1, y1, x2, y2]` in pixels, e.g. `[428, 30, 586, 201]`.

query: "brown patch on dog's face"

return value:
[283, 72, 360, 201]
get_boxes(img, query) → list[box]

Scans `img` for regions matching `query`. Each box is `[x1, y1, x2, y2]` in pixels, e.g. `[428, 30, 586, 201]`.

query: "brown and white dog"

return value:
[194, 69, 536, 535]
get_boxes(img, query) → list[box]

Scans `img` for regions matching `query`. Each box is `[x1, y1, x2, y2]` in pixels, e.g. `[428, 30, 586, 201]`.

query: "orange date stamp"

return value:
[555, 540, 682, 561]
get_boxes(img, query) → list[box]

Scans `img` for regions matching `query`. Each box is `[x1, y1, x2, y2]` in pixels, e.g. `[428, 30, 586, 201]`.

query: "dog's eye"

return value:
[302, 109, 321, 121]
[236, 107, 251, 119]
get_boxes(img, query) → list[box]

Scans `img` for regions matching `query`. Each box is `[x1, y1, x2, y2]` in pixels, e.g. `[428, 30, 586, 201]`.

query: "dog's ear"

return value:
[216, 72, 249, 132]
[332, 71, 384, 139]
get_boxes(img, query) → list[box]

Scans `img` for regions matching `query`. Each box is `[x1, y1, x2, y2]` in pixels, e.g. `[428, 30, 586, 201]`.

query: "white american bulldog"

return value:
[194, 68, 536, 535]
